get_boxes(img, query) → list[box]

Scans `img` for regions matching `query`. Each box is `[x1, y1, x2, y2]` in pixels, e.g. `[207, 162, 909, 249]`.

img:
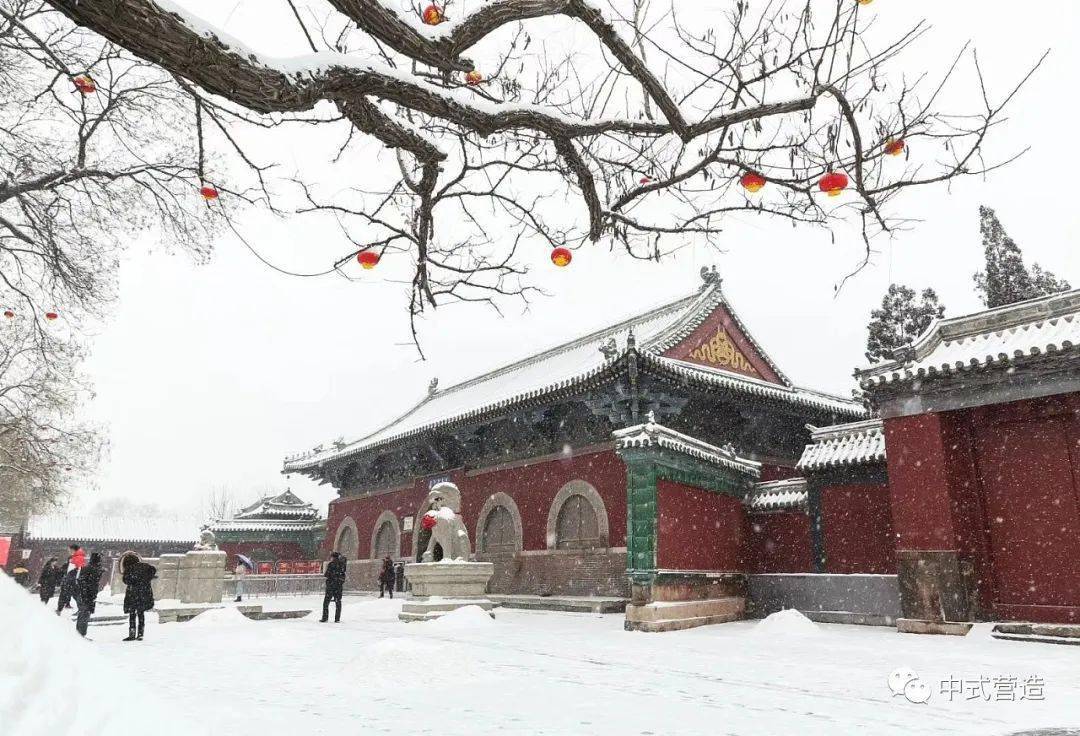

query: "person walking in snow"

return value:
[378, 556, 395, 599]
[55, 544, 86, 615]
[37, 558, 63, 604]
[74, 552, 104, 637]
[320, 551, 347, 623]
[120, 551, 157, 641]
[233, 558, 249, 602]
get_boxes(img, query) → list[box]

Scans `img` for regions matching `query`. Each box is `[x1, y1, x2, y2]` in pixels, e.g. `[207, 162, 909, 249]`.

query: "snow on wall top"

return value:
[25, 515, 201, 544]
[857, 288, 1080, 389]
[284, 281, 864, 472]
[797, 419, 885, 472]
[744, 477, 808, 512]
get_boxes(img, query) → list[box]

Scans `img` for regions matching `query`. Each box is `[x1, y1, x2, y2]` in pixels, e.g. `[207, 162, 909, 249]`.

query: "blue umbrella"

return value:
[236, 554, 255, 571]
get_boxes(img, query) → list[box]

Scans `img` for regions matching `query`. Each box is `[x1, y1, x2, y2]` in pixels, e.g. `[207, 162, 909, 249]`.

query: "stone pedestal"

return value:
[155, 554, 183, 600]
[625, 571, 747, 632]
[177, 550, 227, 604]
[399, 562, 495, 622]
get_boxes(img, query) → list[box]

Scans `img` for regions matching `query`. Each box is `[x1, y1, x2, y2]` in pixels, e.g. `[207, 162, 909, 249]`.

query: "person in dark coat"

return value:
[74, 552, 104, 637]
[55, 544, 85, 615]
[320, 552, 347, 623]
[378, 556, 395, 599]
[37, 558, 63, 604]
[120, 551, 157, 641]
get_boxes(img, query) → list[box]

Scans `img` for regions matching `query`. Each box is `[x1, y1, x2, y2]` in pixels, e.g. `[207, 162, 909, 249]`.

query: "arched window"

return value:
[546, 480, 609, 550]
[555, 494, 601, 549]
[481, 506, 517, 553]
[373, 520, 398, 559]
[335, 517, 359, 560]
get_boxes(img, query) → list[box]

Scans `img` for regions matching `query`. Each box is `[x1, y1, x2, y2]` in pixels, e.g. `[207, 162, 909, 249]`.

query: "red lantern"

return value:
[550, 247, 572, 267]
[421, 513, 438, 531]
[357, 250, 380, 270]
[639, 176, 652, 185]
[73, 75, 96, 95]
[45, 312, 59, 320]
[740, 172, 766, 193]
[3, 310, 13, 319]
[818, 172, 849, 197]
[422, 4, 443, 24]
[465, 70, 482, 86]
[857, 0, 873, 5]
[199, 185, 219, 201]
[885, 139, 905, 157]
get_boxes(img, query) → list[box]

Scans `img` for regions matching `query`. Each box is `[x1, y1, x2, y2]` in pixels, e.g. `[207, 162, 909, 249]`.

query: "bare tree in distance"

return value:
[0, 320, 100, 525]
[200, 485, 237, 522]
[37, 0, 1044, 352]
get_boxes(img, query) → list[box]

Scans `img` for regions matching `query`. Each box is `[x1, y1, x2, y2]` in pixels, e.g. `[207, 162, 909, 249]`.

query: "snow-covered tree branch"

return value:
[35, 0, 1042, 351]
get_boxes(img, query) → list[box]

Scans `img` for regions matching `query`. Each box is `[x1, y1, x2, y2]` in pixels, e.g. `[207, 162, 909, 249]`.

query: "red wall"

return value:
[821, 484, 895, 574]
[883, 413, 961, 550]
[656, 480, 745, 571]
[747, 512, 812, 573]
[324, 448, 628, 560]
[219, 541, 309, 563]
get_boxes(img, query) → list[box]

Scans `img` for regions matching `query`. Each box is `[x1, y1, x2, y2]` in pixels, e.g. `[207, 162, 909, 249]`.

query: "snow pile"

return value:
[346, 636, 478, 685]
[186, 606, 253, 628]
[0, 574, 192, 735]
[424, 605, 497, 631]
[753, 608, 822, 637]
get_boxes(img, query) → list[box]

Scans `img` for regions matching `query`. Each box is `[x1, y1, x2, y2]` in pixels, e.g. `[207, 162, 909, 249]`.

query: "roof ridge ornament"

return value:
[428, 377, 439, 396]
[699, 265, 722, 290]
[599, 337, 618, 360]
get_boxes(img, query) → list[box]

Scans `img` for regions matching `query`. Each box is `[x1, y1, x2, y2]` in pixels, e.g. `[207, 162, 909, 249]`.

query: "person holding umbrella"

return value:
[234, 554, 254, 602]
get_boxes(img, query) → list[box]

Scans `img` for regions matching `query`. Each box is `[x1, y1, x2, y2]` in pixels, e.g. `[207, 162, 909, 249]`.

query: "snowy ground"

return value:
[9, 584, 1080, 735]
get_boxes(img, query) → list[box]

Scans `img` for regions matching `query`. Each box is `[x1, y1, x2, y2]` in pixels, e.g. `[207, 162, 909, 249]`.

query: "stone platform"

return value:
[489, 594, 627, 614]
[399, 561, 495, 623]
[625, 596, 745, 632]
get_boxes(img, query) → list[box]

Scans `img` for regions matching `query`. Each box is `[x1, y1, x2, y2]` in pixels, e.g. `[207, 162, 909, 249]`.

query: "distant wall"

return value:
[747, 512, 812, 574]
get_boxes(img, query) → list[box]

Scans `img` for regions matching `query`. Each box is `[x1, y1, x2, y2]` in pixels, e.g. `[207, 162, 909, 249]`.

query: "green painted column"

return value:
[622, 451, 659, 577]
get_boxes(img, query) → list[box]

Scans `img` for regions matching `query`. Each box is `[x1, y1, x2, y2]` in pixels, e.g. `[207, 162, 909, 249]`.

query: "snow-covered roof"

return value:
[232, 490, 319, 521]
[744, 478, 808, 512]
[613, 418, 761, 478]
[25, 515, 200, 544]
[205, 519, 324, 534]
[797, 419, 886, 472]
[285, 281, 863, 472]
[857, 289, 1080, 389]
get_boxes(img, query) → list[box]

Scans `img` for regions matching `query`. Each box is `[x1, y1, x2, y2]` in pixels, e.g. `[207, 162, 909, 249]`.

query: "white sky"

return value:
[70, 0, 1080, 517]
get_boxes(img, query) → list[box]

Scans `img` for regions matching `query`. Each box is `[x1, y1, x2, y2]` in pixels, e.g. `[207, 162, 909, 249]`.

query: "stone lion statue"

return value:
[194, 528, 218, 551]
[419, 482, 471, 562]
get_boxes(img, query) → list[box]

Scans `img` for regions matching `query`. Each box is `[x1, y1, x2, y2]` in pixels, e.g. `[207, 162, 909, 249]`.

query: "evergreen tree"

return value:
[973, 206, 1070, 307]
[866, 284, 946, 361]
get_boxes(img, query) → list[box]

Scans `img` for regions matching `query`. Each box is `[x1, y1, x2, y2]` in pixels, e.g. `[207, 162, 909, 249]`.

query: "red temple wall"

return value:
[219, 541, 309, 563]
[820, 484, 895, 574]
[747, 512, 813, 573]
[324, 447, 628, 560]
[883, 394, 1080, 623]
[655, 480, 745, 571]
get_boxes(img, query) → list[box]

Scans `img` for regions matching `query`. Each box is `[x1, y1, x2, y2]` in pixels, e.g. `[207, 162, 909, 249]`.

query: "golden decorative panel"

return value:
[687, 328, 759, 376]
